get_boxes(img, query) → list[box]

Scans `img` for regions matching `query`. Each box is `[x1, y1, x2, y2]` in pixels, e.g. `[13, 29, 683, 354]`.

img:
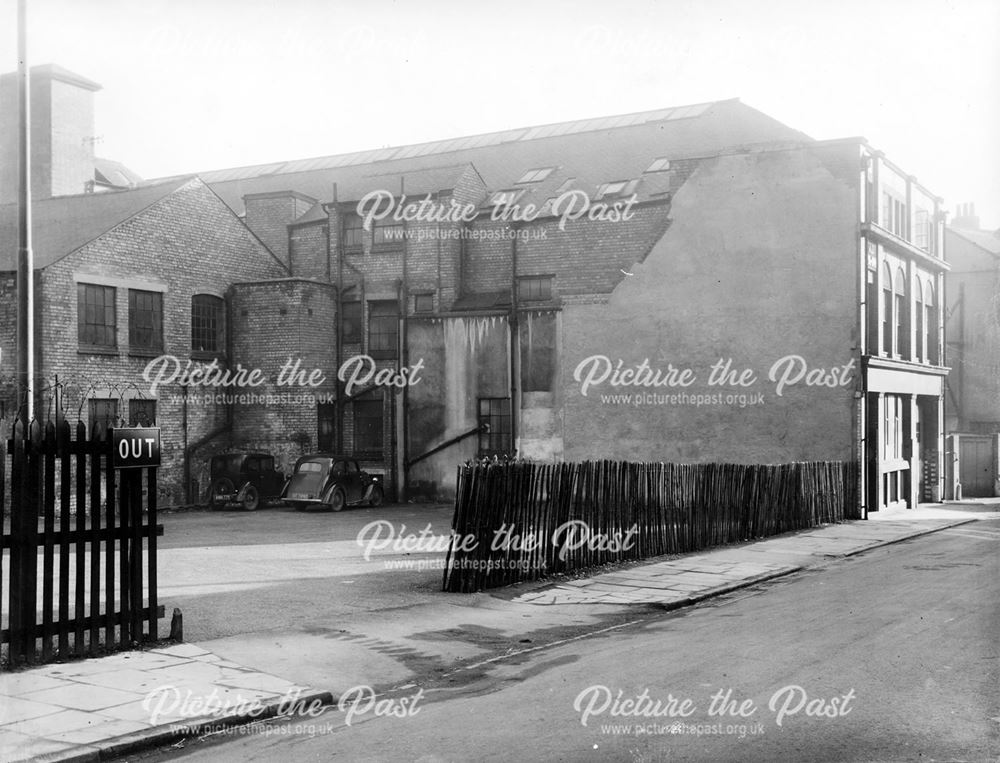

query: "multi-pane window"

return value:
[881, 191, 907, 237]
[129, 289, 163, 353]
[915, 281, 924, 363]
[78, 284, 116, 349]
[518, 276, 552, 302]
[414, 294, 434, 313]
[881, 264, 893, 356]
[893, 268, 907, 357]
[88, 398, 118, 441]
[368, 301, 399, 358]
[192, 294, 225, 354]
[372, 219, 404, 247]
[128, 398, 156, 426]
[317, 402, 336, 451]
[341, 301, 362, 343]
[645, 157, 671, 173]
[924, 282, 938, 365]
[914, 209, 931, 251]
[343, 213, 365, 250]
[353, 392, 383, 453]
[478, 397, 511, 455]
[883, 395, 904, 462]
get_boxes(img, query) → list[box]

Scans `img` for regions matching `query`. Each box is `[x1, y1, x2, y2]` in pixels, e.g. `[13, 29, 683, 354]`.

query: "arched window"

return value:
[914, 276, 924, 362]
[924, 281, 937, 365]
[881, 263, 893, 356]
[894, 267, 907, 357]
[192, 294, 226, 355]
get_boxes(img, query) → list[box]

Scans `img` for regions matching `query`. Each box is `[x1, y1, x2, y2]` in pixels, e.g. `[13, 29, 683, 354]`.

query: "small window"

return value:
[645, 158, 671, 173]
[554, 178, 575, 194]
[192, 294, 225, 354]
[343, 213, 365, 249]
[88, 398, 118, 442]
[78, 283, 116, 349]
[353, 392, 384, 453]
[518, 276, 552, 302]
[478, 398, 511, 455]
[595, 179, 639, 199]
[129, 289, 163, 354]
[128, 398, 156, 426]
[368, 301, 399, 358]
[342, 301, 363, 343]
[489, 189, 525, 207]
[414, 294, 434, 313]
[516, 167, 554, 184]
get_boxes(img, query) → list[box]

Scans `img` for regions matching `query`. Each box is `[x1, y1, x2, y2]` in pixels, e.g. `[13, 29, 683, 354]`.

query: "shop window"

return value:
[78, 283, 116, 349]
[129, 289, 163, 354]
[192, 294, 225, 354]
[478, 397, 511, 455]
[368, 301, 399, 358]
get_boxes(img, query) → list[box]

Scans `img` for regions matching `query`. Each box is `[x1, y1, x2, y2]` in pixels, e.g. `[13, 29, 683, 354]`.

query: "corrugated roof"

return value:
[177, 99, 811, 215]
[0, 177, 192, 270]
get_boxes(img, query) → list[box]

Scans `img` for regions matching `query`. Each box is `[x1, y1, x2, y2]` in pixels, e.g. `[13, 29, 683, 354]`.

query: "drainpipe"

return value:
[509, 223, 519, 450]
[334, 184, 345, 455]
[400, 178, 410, 500]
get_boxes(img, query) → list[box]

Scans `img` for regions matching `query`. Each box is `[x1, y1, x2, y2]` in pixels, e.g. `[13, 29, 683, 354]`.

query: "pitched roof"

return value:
[165, 99, 811, 215]
[0, 177, 192, 270]
[948, 226, 1000, 258]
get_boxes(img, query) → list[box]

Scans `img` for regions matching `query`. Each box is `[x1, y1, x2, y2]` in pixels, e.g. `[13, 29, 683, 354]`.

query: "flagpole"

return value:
[16, 0, 34, 425]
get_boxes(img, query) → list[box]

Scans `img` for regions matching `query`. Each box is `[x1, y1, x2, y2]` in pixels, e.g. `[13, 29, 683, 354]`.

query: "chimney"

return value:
[243, 190, 318, 268]
[0, 64, 102, 203]
[952, 202, 980, 230]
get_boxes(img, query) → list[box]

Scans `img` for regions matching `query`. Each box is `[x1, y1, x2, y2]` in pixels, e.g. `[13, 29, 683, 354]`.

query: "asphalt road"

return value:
[143, 517, 1000, 762]
[156, 502, 456, 643]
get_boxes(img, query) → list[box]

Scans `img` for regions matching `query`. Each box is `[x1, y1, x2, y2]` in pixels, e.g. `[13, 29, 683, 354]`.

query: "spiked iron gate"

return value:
[1, 419, 163, 667]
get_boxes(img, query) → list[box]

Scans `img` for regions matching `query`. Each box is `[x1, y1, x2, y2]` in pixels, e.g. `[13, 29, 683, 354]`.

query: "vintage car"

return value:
[206, 453, 287, 511]
[282, 454, 383, 511]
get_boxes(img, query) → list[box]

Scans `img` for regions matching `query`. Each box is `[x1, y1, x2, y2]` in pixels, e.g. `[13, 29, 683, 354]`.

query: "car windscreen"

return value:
[296, 460, 327, 473]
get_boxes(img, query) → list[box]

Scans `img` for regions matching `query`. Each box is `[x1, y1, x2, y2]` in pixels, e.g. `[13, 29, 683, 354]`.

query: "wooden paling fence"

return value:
[1, 418, 163, 667]
[443, 460, 859, 592]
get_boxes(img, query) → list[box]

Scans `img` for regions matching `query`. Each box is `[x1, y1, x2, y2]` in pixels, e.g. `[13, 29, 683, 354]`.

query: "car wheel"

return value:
[208, 478, 235, 509]
[242, 485, 260, 511]
[328, 489, 346, 512]
[368, 485, 384, 508]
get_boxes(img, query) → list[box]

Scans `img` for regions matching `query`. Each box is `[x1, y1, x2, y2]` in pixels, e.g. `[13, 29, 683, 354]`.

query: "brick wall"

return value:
[244, 191, 317, 268]
[36, 178, 287, 505]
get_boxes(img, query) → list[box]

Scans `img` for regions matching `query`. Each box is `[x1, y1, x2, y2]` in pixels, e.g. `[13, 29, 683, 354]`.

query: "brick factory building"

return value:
[2, 65, 954, 514]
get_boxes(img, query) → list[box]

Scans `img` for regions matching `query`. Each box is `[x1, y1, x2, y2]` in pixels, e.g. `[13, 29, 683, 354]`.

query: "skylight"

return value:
[516, 167, 555, 184]
[645, 158, 671, 173]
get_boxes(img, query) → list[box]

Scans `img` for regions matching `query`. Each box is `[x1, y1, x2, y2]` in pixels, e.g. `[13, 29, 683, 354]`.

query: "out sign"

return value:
[111, 427, 161, 469]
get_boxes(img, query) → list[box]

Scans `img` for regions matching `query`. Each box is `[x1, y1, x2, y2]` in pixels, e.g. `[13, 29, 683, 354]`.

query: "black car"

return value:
[282, 454, 383, 511]
[207, 453, 287, 511]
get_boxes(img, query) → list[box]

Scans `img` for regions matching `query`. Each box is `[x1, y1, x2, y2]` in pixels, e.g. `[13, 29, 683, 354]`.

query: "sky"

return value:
[1, 0, 998, 228]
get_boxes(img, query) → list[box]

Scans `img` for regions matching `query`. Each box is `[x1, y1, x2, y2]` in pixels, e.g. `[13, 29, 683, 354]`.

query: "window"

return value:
[924, 282, 938, 365]
[343, 213, 365, 250]
[914, 209, 931, 251]
[645, 157, 671, 173]
[518, 276, 553, 302]
[88, 398, 118, 441]
[915, 279, 924, 363]
[368, 301, 399, 358]
[353, 392, 383, 453]
[414, 294, 434, 313]
[488, 189, 525, 207]
[894, 267, 907, 358]
[192, 294, 225, 354]
[373, 219, 403, 247]
[516, 167, 554, 184]
[128, 398, 156, 426]
[883, 395, 904, 462]
[317, 402, 336, 451]
[129, 289, 163, 354]
[521, 314, 556, 393]
[596, 179, 639, 199]
[478, 398, 511, 455]
[78, 283, 116, 349]
[881, 263, 893, 356]
[341, 301, 362, 343]
[881, 191, 907, 237]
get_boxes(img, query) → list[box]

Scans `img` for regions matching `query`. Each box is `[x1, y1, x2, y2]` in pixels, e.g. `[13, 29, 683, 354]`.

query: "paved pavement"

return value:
[1, 500, 995, 762]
